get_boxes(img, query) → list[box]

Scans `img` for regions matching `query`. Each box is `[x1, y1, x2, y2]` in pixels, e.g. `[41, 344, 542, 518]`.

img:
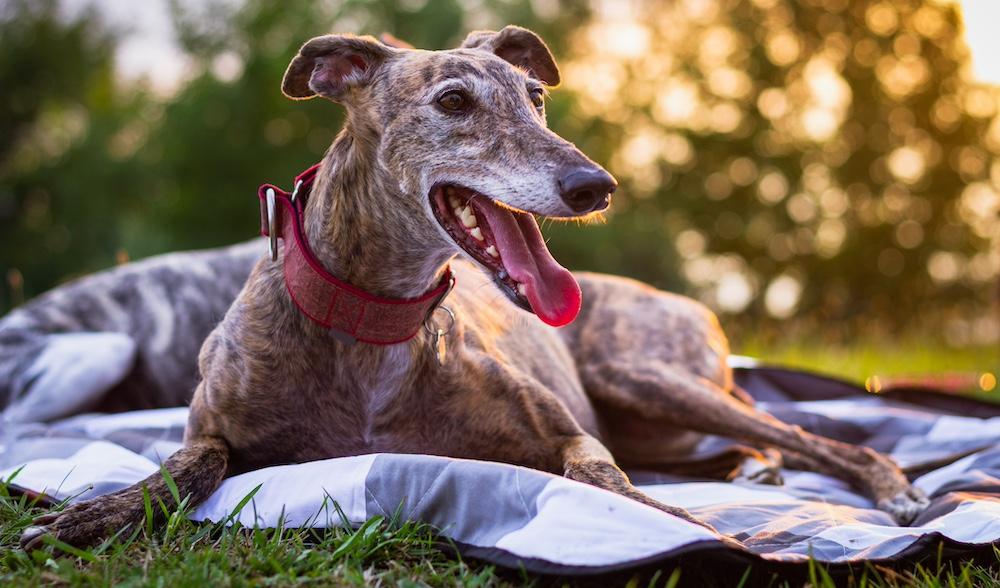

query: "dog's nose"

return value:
[558, 167, 617, 213]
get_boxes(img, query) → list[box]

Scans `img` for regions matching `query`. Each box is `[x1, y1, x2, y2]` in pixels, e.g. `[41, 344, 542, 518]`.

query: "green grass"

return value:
[2, 341, 998, 587]
[739, 340, 999, 400]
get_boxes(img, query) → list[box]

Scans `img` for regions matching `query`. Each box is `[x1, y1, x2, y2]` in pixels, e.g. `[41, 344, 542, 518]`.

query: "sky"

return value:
[60, 0, 189, 94]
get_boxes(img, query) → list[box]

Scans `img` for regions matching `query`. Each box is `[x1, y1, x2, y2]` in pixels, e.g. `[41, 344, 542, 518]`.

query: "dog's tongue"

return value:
[471, 200, 581, 326]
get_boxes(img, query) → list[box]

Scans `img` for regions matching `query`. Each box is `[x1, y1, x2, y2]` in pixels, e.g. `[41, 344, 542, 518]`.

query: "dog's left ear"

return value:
[461, 25, 560, 87]
[282, 34, 396, 101]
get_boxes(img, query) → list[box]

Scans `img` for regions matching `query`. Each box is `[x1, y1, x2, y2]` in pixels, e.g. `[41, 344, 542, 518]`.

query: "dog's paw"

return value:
[20, 500, 134, 551]
[877, 487, 930, 525]
[731, 456, 784, 486]
[640, 498, 719, 534]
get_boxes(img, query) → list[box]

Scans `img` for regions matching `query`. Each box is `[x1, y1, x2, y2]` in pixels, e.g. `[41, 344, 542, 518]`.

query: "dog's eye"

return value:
[437, 90, 470, 112]
[529, 88, 545, 109]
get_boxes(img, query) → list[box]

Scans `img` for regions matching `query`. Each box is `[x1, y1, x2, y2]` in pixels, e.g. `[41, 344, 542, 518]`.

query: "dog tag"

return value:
[423, 305, 454, 368]
[434, 328, 447, 365]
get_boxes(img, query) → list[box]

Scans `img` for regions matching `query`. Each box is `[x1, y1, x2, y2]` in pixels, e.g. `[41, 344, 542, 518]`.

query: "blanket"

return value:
[2, 360, 999, 575]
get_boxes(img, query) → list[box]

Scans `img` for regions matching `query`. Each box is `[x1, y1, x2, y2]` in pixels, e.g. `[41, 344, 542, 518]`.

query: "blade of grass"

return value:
[142, 485, 153, 537]
[223, 484, 262, 527]
[41, 534, 96, 562]
[159, 463, 180, 506]
[330, 515, 383, 560]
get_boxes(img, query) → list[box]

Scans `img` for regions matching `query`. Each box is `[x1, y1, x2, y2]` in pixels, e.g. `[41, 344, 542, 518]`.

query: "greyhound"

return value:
[19, 26, 928, 549]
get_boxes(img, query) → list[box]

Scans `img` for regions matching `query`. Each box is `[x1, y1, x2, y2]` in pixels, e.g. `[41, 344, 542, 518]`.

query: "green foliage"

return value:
[543, 0, 999, 343]
[0, 0, 996, 346]
[0, 0, 145, 305]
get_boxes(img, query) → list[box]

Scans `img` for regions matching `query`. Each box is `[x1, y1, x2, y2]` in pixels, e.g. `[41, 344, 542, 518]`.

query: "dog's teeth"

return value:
[517, 283, 527, 297]
[461, 207, 478, 228]
[470, 227, 484, 241]
[486, 245, 499, 257]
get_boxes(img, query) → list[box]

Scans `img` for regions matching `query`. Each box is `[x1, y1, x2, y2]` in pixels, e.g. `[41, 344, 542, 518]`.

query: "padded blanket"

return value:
[2, 361, 1000, 574]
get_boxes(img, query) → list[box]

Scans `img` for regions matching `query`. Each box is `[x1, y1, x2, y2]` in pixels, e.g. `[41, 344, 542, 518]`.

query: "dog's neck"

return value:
[302, 120, 453, 300]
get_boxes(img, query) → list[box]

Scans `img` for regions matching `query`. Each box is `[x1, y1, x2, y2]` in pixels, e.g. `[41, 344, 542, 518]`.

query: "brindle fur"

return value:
[21, 27, 927, 549]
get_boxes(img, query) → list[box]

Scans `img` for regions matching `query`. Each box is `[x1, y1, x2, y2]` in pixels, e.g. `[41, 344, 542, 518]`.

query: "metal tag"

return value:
[423, 306, 455, 367]
[434, 328, 447, 365]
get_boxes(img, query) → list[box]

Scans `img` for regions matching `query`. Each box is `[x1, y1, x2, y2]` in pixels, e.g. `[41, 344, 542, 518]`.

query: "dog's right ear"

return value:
[282, 34, 395, 101]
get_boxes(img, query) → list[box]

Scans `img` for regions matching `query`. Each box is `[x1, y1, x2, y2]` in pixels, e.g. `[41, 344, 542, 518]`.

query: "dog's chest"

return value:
[359, 346, 411, 429]
[307, 345, 417, 453]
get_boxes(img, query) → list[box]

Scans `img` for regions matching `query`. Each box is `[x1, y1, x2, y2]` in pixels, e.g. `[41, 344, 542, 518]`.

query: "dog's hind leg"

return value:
[629, 445, 784, 485]
[20, 436, 228, 550]
[581, 361, 929, 524]
[598, 406, 784, 483]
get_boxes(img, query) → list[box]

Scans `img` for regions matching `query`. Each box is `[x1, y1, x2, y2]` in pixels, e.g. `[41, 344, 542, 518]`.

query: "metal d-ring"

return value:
[290, 179, 304, 204]
[423, 304, 455, 366]
[423, 305, 455, 337]
[266, 188, 278, 261]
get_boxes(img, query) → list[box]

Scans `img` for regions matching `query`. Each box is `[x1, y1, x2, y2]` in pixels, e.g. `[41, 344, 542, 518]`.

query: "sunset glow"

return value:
[958, 0, 1000, 84]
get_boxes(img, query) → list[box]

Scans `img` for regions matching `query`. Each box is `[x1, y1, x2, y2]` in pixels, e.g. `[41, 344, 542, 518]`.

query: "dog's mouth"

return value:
[430, 185, 582, 327]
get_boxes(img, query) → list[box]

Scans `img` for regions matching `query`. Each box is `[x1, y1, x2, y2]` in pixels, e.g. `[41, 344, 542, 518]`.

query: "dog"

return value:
[18, 26, 929, 549]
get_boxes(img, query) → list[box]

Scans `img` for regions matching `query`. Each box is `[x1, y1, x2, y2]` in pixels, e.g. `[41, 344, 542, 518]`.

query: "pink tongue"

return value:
[470, 200, 582, 326]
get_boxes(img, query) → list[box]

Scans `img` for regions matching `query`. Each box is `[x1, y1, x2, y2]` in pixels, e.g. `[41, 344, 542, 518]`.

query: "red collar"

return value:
[257, 164, 454, 345]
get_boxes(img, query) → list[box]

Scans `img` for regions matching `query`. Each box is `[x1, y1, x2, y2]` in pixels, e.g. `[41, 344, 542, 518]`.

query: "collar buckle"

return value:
[265, 188, 278, 261]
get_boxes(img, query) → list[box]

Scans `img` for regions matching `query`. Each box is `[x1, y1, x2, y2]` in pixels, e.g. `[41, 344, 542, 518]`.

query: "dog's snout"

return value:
[558, 167, 617, 214]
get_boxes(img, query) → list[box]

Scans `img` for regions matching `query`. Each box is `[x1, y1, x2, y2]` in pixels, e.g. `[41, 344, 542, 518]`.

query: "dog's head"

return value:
[282, 27, 616, 327]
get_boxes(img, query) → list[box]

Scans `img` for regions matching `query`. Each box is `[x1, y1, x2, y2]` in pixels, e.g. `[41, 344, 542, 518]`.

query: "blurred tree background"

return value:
[0, 0, 997, 348]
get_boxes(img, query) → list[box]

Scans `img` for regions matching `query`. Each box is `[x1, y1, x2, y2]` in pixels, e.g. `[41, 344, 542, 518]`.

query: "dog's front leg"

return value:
[561, 435, 717, 532]
[20, 436, 229, 550]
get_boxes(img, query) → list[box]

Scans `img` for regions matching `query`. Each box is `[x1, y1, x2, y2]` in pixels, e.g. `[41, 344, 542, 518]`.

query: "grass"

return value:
[739, 339, 999, 400]
[1, 341, 998, 587]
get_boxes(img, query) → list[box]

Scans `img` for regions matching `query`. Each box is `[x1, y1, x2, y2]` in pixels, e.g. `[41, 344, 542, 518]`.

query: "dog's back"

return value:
[0, 240, 259, 422]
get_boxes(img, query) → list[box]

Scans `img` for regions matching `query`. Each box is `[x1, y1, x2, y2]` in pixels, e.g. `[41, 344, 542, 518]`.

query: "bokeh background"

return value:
[1, 0, 998, 356]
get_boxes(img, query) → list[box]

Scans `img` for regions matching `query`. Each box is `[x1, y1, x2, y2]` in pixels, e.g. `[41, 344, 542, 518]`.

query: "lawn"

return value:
[1, 341, 997, 587]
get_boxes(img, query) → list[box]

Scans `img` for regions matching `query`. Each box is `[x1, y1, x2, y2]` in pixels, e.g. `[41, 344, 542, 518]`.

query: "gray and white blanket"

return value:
[2, 362, 998, 575]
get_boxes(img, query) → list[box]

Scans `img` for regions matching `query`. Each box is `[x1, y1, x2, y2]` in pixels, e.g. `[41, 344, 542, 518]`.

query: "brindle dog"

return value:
[21, 26, 928, 549]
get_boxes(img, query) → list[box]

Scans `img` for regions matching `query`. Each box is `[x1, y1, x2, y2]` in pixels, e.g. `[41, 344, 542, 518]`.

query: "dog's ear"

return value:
[460, 25, 560, 87]
[282, 34, 396, 101]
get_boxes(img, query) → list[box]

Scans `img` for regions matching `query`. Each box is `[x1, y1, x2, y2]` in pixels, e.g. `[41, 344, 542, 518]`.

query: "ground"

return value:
[1, 340, 997, 587]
